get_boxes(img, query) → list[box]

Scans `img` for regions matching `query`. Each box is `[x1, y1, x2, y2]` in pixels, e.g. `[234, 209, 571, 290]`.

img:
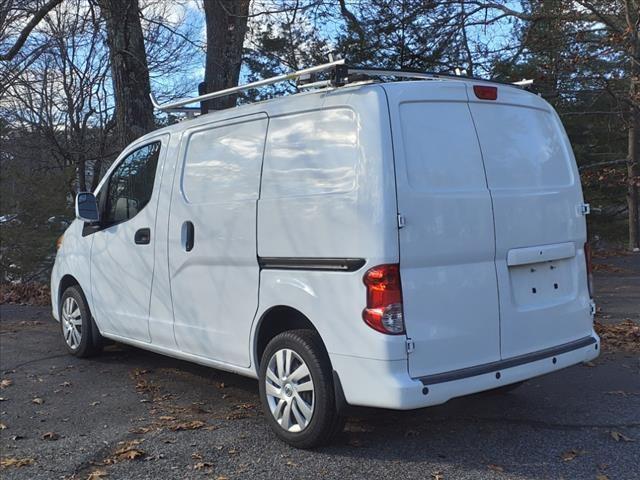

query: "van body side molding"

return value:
[258, 257, 366, 272]
[418, 336, 597, 386]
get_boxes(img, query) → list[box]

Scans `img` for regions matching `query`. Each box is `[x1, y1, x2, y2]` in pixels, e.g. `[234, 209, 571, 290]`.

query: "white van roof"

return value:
[138, 77, 543, 147]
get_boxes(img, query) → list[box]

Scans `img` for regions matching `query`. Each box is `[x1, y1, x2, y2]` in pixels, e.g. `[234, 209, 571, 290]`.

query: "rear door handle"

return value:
[134, 228, 151, 245]
[182, 221, 194, 252]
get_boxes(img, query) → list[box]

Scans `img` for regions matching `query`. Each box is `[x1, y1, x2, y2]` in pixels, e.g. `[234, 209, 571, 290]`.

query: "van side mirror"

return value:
[75, 192, 100, 223]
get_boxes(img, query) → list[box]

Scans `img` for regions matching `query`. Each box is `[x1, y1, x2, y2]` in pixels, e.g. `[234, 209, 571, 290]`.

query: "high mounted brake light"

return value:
[473, 85, 498, 100]
[362, 264, 405, 335]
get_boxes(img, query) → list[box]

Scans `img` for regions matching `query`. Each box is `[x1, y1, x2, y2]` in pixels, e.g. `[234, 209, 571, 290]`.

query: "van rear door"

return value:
[384, 82, 501, 379]
[468, 87, 593, 359]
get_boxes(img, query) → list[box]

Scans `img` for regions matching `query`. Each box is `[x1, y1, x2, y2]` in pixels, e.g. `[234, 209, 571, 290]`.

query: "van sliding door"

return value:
[168, 114, 268, 367]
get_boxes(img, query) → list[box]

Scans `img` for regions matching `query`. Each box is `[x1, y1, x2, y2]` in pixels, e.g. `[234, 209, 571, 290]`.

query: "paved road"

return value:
[593, 253, 640, 324]
[0, 256, 638, 480]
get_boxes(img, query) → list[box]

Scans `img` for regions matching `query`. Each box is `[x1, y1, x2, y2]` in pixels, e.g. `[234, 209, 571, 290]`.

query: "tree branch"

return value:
[0, 0, 65, 61]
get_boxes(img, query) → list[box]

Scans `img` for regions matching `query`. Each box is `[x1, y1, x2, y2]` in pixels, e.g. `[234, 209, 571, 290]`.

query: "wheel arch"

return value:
[253, 305, 329, 369]
[59, 274, 81, 304]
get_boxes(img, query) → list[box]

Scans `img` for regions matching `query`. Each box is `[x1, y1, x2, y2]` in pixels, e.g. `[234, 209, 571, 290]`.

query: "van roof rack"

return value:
[150, 58, 533, 114]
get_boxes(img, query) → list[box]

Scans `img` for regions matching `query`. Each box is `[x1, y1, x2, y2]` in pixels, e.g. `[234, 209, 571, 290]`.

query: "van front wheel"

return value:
[258, 330, 343, 448]
[59, 286, 102, 358]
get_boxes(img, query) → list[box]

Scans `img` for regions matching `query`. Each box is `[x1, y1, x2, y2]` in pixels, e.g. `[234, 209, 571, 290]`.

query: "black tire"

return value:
[59, 285, 102, 358]
[258, 329, 343, 449]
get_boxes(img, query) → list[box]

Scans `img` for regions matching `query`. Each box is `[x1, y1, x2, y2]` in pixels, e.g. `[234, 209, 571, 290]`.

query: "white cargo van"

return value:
[51, 62, 599, 448]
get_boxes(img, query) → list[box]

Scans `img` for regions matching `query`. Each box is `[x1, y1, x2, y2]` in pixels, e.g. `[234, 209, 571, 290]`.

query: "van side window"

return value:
[104, 141, 161, 225]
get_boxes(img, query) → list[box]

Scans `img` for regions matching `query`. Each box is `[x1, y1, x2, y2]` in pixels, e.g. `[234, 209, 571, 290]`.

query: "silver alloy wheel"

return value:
[61, 296, 82, 350]
[265, 348, 315, 432]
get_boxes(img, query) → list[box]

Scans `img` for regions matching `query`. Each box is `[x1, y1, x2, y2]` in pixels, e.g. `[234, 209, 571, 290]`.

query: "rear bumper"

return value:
[330, 334, 600, 410]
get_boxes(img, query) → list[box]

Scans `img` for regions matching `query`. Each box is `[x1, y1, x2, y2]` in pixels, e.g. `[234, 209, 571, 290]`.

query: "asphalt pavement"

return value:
[0, 255, 638, 480]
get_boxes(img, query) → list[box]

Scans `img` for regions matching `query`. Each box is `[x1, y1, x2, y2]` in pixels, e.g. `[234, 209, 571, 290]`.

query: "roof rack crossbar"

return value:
[151, 58, 345, 112]
[150, 60, 534, 114]
[348, 68, 443, 80]
[348, 67, 532, 88]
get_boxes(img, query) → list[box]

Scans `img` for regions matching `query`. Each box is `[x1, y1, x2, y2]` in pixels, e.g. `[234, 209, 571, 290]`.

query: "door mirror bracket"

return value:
[75, 192, 100, 223]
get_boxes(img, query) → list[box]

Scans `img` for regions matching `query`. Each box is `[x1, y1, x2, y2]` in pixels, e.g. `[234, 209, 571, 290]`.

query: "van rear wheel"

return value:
[59, 286, 102, 358]
[258, 329, 343, 449]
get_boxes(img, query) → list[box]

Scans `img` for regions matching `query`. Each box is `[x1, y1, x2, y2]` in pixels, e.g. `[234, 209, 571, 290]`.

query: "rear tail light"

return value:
[362, 264, 405, 335]
[473, 85, 498, 100]
[584, 242, 594, 297]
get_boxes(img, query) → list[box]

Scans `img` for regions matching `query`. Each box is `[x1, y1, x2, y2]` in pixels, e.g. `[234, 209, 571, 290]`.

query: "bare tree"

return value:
[464, 0, 639, 250]
[2, 0, 114, 193]
[615, 0, 640, 250]
[0, 0, 64, 61]
[96, 0, 155, 150]
[202, 0, 251, 111]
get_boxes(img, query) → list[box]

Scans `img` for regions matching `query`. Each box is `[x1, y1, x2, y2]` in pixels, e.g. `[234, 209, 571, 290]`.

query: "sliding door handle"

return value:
[182, 221, 194, 252]
[134, 228, 151, 245]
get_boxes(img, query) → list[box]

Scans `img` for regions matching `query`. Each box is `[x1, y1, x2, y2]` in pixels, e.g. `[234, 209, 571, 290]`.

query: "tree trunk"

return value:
[628, 56, 639, 250]
[77, 157, 87, 192]
[97, 0, 154, 150]
[202, 0, 251, 112]
[621, 0, 639, 250]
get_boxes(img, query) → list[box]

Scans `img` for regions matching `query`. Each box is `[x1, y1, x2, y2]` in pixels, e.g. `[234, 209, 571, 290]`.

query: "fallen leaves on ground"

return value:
[170, 420, 205, 431]
[596, 475, 610, 480]
[592, 263, 631, 274]
[0, 282, 51, 305]
[610, 430, 635, 442]
[105, 440, 146, 463]
[42, 431, 59, 441]
[0, 422, 6, 430]
[226, 402, 257, 420]
[0, 379, 13, 389]
[561, 449, 586, 462]
[189, 404, 210, 414]
[487, 464, 504, 472]
[130, 369, 159, 396]
[129, 425, 155, 434]
[120, 449, 144, 460]
[32, 397, 44, 405]
[595, 320, 640, 352]
[431, 471, 444, 480]
[194, 462, 214, 470]
[0, 457, 35, 468]
[86, 469, 109, 479]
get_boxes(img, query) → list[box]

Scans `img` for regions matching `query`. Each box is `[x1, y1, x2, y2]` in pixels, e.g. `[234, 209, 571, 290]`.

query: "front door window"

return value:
[103, 142, 161, 226]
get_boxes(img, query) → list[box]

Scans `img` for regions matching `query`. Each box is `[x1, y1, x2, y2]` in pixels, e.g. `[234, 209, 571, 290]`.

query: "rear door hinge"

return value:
[406, 338, 415, 354]
[577, 203, 591, 216]
[397, 214, 406, 229]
